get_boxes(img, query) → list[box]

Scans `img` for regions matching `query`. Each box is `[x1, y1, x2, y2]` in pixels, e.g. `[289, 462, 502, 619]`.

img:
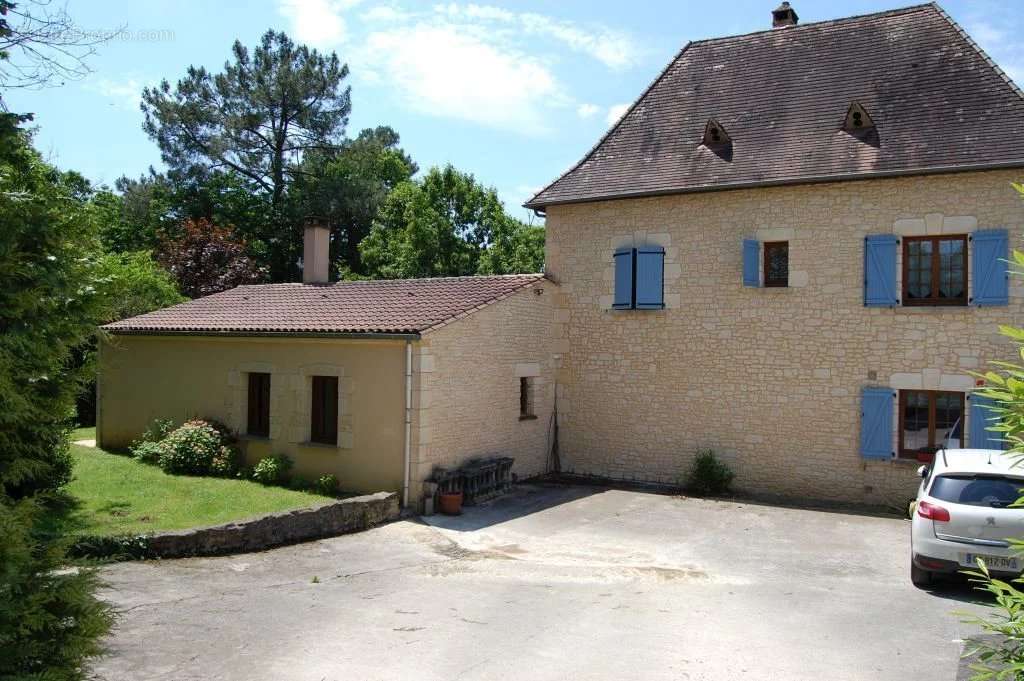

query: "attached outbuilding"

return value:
[100, 225, 556, 508]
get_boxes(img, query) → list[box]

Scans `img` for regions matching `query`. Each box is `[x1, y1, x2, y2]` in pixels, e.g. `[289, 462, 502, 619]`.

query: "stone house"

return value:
[524, 2, 1024, 505]
[102, 2, 1024, 509]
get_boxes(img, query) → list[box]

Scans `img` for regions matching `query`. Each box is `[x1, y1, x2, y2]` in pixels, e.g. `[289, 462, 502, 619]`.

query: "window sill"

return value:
[301, 441, 340, 450]
[519, 414, 538, 421]
[238, 434, 271, 442]
[893, 305, 971, 314]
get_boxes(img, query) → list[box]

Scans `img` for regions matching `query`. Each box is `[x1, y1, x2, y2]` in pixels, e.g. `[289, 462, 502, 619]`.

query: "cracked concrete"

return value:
[90, 484, 989, 681]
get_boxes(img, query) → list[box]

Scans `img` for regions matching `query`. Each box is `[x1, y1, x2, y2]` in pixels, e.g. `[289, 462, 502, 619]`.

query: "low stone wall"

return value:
[130, 492, 397, 560]
[146, 491, 399, 558]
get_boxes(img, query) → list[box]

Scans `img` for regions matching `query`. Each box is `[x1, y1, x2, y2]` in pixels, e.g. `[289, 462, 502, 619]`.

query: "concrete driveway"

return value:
[91, 484, 989, 681]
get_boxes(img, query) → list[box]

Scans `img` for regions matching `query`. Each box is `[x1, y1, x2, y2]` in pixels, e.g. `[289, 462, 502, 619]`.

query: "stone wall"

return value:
[146, 492, 399, 558]
[544, 169, 1024, 506]
[409, 282, 557, 505]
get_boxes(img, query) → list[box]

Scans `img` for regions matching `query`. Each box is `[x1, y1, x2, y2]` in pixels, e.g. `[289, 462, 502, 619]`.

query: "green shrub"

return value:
[252, 455, 293, 486]
[315, 474, 339, 496]
[68, 533, 153, 561]
[157, 420, 224, 475]
[131, 440, 166, 464]
[685, 449, 735, 496]
[141, 418, 175, 444]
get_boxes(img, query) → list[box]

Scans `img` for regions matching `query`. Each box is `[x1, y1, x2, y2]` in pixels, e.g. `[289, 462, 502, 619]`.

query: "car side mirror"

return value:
[917, 465, 928, 479]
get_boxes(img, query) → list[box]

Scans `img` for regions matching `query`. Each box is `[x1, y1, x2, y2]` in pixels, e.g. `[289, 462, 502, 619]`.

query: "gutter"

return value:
[104, 329, 421, 341]
[524, 159, 1024, 211]
[402, 340, 413, 509]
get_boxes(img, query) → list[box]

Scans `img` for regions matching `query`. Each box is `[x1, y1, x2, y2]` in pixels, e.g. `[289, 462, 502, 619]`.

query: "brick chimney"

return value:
[302, 216, 330, 284]
[772, 2, 798, 28]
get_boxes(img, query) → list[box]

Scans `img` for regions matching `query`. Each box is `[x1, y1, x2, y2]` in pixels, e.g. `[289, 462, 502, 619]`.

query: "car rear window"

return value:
[929, 475, 1024, 508]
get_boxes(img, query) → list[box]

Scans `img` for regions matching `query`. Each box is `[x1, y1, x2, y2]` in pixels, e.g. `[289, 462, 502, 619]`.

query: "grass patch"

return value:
[62, 444, 333, 536]
[71, 426, 96, 442]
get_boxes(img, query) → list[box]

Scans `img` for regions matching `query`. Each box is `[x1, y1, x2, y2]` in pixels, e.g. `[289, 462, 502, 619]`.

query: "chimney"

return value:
[302, 216, 330, 284]
[772, 2, 798, 28]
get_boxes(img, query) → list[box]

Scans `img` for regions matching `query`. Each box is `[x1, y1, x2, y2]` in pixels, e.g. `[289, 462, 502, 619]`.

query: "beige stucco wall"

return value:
[98, 335, 407, 496]
[545, 169, 1024, 506]
[408, 282, 557, 504]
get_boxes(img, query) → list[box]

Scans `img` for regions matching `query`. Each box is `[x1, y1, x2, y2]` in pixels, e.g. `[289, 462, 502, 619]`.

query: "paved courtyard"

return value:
[92, 485, 989, 680]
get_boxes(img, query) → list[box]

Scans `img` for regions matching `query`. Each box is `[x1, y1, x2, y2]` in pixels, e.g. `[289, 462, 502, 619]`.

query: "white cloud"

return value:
[360, 5, 410, 23]
[361, 23, 560, 134]
[576, 103, 599, 119]
[277, 0, 364, 46]
[433, 3, 640, 70]
[83, 76, 147, 111]
[606, 103, 629, 125]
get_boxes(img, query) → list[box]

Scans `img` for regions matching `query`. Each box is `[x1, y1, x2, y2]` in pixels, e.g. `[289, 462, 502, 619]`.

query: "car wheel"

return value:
[911, 562, 933, 588]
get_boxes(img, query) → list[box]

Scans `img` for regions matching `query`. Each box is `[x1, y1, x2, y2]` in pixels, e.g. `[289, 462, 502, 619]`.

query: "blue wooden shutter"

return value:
[860, 387, 894, 460]
[742, 239, 760, 287]
[969, 393, 1005, 450]
[613, 248, 634, 309]
[864, 235, 898, 307]
[972, 229, 1009, 306]
[635, 246, 665, 309]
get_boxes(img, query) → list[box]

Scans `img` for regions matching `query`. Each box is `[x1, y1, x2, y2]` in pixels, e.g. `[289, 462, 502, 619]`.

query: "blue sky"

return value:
[7, 0, 1024, 222]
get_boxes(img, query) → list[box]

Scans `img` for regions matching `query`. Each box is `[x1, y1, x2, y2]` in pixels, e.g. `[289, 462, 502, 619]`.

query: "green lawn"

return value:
[71, 426, 96, 441]
[63, 443, 333, 536]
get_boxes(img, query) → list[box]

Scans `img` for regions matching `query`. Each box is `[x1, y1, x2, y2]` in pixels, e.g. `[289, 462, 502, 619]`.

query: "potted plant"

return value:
[438, 489, 463, 515]
[916, 450, 935, 464]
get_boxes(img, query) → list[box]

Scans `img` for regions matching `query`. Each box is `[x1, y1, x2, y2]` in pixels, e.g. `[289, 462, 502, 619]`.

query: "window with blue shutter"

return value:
[860, 387, 894, 459]
[969, 393, 1005, 450]
[636, 247, 665, 309]
[613, 248, 634, 309]
[742, 239, 760, 287]
[864, 234, 898, 307]
[971, 229, 1009, 306]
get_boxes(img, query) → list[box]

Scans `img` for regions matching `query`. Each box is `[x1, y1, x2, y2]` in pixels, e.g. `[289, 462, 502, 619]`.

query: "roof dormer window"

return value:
[702, 118, 731, 147]
[843, 101, 875, 132]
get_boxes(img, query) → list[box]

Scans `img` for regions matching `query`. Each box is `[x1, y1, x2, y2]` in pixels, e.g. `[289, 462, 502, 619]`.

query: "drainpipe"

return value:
[402, 340, 412, 508]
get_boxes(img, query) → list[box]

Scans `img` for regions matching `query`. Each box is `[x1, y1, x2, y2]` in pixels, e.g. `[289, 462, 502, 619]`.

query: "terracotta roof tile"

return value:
[103, 274, 546, 336]
[527, 3, 1024, 208]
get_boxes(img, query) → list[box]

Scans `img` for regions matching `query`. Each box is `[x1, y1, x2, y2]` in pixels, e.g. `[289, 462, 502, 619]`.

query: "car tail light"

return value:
[917, 500, 951, 522]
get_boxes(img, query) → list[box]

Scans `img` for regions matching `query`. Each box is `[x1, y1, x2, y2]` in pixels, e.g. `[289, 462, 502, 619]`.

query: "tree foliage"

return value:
[0, 124, 113, 680]
[155, 218, 263, 298]
[360, 165, 544, 279]
[294, 126, 416, 276]
[141, 30, 351, 208]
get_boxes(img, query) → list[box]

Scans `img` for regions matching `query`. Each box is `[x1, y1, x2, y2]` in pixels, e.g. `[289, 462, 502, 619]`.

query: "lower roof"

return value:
[103, 274, 546, 337]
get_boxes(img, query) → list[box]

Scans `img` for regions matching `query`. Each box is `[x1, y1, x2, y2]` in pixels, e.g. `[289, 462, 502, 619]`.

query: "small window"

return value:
[247, 373, 271, 437]
[519, 377, 535, 420]
[902, 235, 967, 306]
[899, 390, 964, 458]
[310, 375, 339, 445]
[763, 241, 789, 287]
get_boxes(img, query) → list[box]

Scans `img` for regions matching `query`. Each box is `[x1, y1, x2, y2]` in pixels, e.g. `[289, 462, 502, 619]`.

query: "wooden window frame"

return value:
[310, 375, 339, 445]
[246, 372, 271, 437]
[901, 235, 968, 306]
[519, 377, 536, 420]
[763, 241, 789, 288]
[898, 389, 965, 458]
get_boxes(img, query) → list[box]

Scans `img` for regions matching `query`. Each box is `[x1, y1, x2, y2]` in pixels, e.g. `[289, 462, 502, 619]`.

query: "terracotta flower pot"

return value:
[439, 491, 463, 516]
[916, 451, 934, 464]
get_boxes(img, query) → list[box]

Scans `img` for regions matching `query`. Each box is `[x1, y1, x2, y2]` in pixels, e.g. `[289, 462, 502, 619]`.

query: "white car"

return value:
[911, 448, 1024, 588]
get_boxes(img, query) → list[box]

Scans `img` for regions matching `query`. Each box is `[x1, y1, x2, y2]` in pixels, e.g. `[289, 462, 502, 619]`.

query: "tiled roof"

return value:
[103, 274, 546, 336]
[526, 3, 1024, 209]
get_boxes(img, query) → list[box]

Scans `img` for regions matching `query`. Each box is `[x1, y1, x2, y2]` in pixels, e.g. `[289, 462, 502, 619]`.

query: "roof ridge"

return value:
[688, 2, 935, 46]
[236, 273, 545, 289]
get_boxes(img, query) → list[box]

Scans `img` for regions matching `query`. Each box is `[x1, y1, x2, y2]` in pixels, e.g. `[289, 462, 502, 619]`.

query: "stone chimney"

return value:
[302, 216, 330, 284]
[772, 2, 798, 28]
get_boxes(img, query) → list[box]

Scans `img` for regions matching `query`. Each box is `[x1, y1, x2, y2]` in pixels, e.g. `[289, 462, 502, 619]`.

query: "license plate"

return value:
[961, 553, 1020, 571]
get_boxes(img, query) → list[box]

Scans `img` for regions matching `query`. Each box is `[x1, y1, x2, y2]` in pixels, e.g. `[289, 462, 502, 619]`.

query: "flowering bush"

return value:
[157, 420, 239, 476]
